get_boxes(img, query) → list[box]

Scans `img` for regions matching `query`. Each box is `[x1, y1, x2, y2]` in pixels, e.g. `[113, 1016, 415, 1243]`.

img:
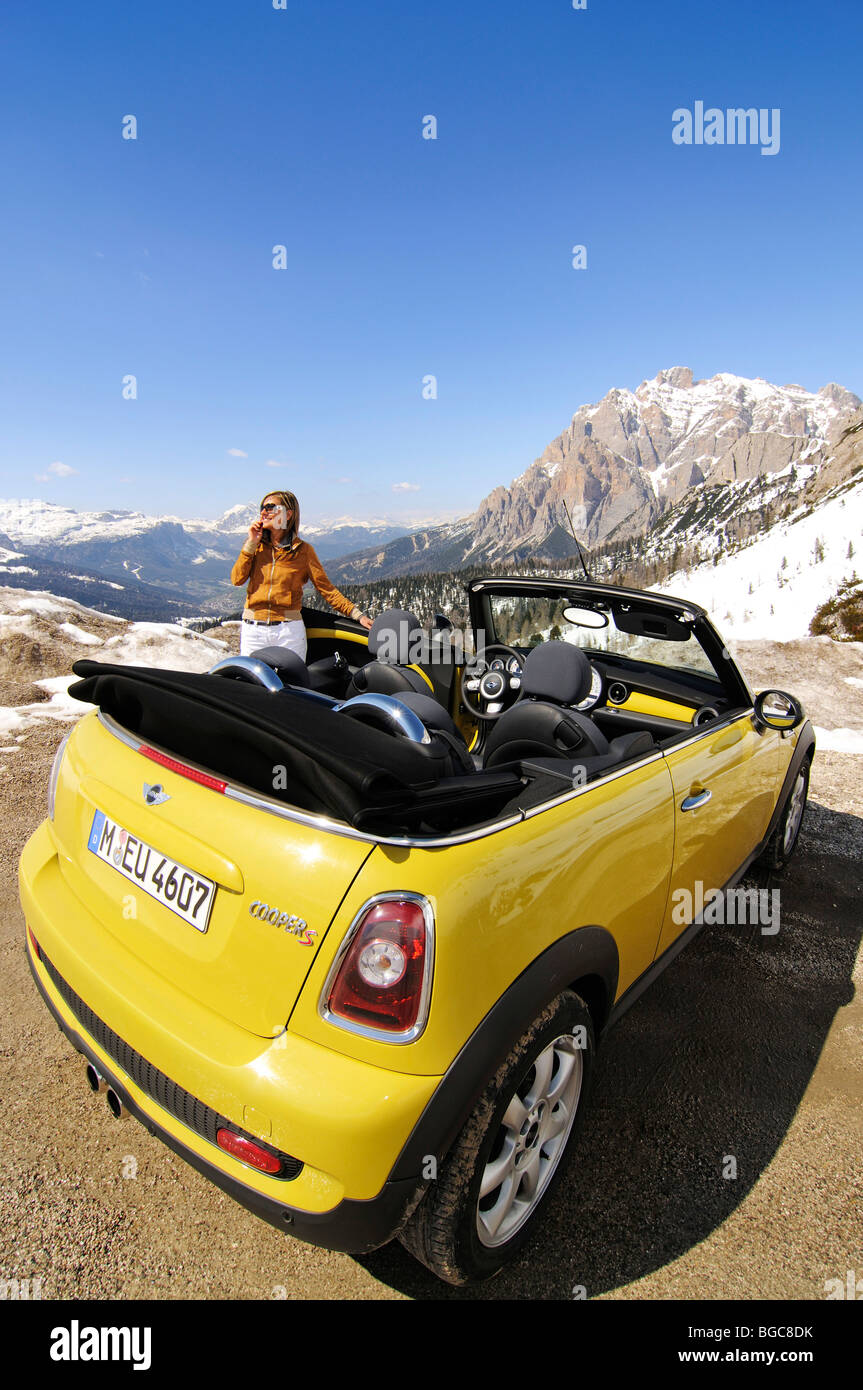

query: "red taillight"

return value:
[216, 1129, 282, 1175]
[139, 745, 227, 793]
[27, 926, 40, 960]
[326, 898, 432, 1036]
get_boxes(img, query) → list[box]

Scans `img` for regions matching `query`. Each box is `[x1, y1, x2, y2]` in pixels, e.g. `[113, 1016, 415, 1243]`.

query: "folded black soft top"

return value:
[68, 660, 521, 834]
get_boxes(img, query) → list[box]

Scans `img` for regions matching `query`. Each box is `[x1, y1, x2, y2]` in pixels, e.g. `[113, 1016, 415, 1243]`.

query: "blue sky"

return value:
[1, 0, 861, 526]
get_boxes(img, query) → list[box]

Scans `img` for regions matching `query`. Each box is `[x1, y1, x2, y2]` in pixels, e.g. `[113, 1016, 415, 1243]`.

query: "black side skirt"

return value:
[605, 720, 816, 1032]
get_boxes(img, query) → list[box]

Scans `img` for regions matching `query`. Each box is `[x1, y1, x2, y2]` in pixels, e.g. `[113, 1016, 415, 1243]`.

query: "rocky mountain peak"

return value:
[644, 366, 695, 390]
[331, 366, 861, 584]
[819, 382, 862, 410]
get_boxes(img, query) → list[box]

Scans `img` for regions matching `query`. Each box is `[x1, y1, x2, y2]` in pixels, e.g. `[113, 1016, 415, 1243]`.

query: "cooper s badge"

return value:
[249, 900, 317, 946]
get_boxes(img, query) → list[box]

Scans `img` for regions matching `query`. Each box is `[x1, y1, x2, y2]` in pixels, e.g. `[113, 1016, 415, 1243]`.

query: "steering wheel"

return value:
[461, 645, 526, 722]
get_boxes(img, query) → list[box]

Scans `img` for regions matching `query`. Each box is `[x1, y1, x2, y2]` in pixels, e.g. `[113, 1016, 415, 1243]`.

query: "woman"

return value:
[231, 489, 372, 661]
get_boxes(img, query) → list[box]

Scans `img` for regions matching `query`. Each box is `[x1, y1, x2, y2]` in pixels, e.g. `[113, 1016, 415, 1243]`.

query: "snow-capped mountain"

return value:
[646, 404, 863, 641]
[0, 499, 417, 607]
[0, 538, 205, 622]
[181, 502, 419, 554]
[3, 368, 860, 624]
[567, 367, 851, 504]
[655, 474, 862, 642]
[328, 369, 860, 584]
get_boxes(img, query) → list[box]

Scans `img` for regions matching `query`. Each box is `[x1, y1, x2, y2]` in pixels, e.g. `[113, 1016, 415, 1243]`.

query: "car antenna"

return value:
[563, 500, 592, 581]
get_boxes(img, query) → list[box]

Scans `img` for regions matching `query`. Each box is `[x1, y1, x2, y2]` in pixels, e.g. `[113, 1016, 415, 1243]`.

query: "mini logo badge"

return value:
[143, 783, 170, 806]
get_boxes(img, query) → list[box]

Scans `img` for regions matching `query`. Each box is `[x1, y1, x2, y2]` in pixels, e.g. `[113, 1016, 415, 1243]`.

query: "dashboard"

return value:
[471, 649, 728, 730]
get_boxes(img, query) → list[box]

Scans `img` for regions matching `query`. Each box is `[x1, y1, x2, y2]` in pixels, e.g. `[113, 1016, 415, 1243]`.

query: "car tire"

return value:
[398, 989, 595, 1284]
[760, 757, 810, 872]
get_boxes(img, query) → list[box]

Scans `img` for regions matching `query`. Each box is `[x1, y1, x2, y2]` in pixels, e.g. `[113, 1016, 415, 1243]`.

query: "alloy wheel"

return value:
[783, 770, 807, 856]
[476, 1032, 584, 1248]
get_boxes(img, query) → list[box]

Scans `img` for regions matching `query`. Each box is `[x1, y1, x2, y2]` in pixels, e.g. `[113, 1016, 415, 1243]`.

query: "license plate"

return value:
[87, 810, 216, 933]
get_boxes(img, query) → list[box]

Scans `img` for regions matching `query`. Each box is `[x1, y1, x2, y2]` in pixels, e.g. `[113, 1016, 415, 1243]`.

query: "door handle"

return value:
[681, 789, 712, 812]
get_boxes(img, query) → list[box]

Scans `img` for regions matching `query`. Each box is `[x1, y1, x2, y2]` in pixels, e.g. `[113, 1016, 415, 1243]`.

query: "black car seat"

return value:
[482, 641, 654, 775]
[345, 609, 433, 699]
[391, 691, 475, 775]
[245, 645, 312, 688]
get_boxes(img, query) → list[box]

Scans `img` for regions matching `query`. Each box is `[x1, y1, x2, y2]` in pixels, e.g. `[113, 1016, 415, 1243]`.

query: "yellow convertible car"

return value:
[19, 577, 813, 1283]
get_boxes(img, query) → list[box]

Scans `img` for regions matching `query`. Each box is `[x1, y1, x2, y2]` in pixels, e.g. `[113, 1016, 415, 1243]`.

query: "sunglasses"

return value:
[260, 502, 291, 514]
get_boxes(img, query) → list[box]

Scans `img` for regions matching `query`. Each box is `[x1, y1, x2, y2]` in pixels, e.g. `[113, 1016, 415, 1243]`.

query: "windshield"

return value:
[488, 594, 720, 680]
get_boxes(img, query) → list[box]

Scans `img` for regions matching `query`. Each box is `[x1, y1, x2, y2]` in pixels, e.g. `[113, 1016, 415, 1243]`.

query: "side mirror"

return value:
[432, 613, 454, 633]
[753, 690, 804, 732]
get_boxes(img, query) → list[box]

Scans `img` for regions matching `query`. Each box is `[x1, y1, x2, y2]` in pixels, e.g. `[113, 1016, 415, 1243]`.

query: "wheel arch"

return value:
[388, 925, 618, 1184]
[764, 719, 816, 845]
[567, 970, 611, 1037]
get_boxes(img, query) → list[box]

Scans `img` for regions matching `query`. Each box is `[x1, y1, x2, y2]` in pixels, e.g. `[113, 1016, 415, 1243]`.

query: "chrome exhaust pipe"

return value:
[105, 1087, 127, 1120]
[85, 1062, 106, 1094]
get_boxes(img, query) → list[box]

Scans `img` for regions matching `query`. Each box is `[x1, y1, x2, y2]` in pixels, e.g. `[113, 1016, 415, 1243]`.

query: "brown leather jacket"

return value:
[231, 538, 358, 622]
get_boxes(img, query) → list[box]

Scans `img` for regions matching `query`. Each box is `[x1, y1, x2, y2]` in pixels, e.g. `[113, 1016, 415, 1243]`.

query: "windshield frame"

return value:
[468, 577, 752, 704]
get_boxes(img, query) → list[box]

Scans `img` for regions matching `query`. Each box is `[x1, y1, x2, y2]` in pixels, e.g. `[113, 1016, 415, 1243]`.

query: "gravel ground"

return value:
[1, 638, 861, 1301]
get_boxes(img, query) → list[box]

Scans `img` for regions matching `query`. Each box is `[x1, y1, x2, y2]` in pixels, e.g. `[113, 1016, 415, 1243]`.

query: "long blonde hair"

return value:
[259, 489, 300, 551]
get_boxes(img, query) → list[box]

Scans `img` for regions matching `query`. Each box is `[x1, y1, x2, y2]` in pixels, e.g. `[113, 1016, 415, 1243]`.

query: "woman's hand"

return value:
[359, 614, 373, 631]
[246, 520, 263, 547]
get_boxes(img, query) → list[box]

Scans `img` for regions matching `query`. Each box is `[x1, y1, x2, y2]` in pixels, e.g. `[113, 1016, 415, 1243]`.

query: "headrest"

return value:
[393, 691, 464, 743]
[246, 645, 311, 688]
[392, 693, 474, 775]
[521, 641, 592, 705]
[368, 609, 422, 665]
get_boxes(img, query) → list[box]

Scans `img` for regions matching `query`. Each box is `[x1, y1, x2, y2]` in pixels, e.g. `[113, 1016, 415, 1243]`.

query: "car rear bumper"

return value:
[27, 944, 422, 1252]
[20, 819, 437, 1252]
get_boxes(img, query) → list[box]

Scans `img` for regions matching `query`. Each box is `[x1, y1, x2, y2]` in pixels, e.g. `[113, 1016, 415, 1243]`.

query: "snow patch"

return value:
[66, 574, 125, 588]
[0, 613, 35, 634]
[0, 589, 125, 623]
[0, 676, 84, 735]
[58, 622, 103, 645]
[812, 726, 863, 754]
[100, 621, 230, 671]
[0, 593, 240, 737]
[655, 479, 863, 641]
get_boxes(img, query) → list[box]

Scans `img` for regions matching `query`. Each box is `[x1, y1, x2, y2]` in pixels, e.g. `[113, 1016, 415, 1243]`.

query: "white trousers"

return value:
[240, 619, 308, 663]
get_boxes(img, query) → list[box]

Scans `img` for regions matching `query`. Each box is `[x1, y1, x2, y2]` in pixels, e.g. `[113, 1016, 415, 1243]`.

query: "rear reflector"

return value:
[27, 926, 40, 960]
[216, 1128, 282, 1175]
[139, 745, 227, 793]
